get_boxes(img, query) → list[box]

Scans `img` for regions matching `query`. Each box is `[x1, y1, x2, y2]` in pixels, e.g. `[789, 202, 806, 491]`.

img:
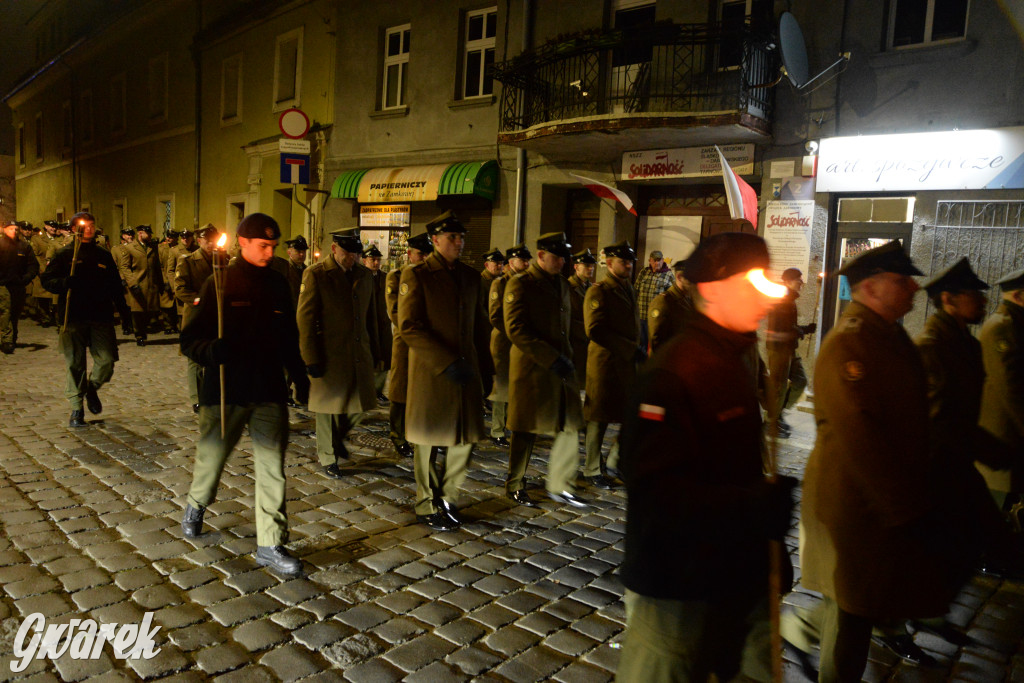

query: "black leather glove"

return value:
[800, 322, 817, 336]
[759, 475, 799, 540]
[130, 285, 143, 298]
[306, 364, 325, 379]
[550, 355, 575, 379]
[443, 357, 475, 386]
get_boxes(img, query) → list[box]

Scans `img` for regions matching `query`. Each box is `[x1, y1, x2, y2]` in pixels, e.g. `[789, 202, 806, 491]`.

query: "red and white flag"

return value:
[715, 146, 758, 227]
[569, 173, 637, 216]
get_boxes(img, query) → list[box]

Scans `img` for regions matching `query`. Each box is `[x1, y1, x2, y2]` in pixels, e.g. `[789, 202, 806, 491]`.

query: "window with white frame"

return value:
[889, 0, 969, 48]
[34, 112, 43, 161]
[273, 28, 303, 110]
[110, 73, 126, 134]
[80, 90, 93, 144]
[463, 8, 496, 98]
[221, 53, 242, 123]
[148, 53, 168, 121]
[16, 124, 24, 167]
[383, 24, 410, 109]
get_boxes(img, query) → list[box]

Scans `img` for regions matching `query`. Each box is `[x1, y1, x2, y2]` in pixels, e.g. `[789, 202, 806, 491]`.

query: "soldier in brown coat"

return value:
[157, 230, 180, 333]
[567, 248, 595, 385]
[110, 226, 136, 336]
[30, 221, 60, 326]
[297, 228, 378, 478]
[583, 241, 643, 489]
[283, 235, 308, 311]
[647, 259, 694, 353]
[487, 244, 530, 447]
[398, 211, 491, 531]
[117, 225, 163, 346]
[386, 232, 432, 457]
[174, 225, 219, 413]
[505, 233, 587, 508]
[480, 248, 505, 308]
[363, 244, 392, 402]
[167, 228, 199, 318]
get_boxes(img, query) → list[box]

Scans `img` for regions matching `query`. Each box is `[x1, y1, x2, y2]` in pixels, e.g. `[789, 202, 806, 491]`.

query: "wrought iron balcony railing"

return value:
[491, 21, 777, 133]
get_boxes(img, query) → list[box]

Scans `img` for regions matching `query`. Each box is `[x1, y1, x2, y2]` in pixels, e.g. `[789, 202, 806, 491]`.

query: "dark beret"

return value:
[684, 232, 770, 283]
[236, 213, 281, 240]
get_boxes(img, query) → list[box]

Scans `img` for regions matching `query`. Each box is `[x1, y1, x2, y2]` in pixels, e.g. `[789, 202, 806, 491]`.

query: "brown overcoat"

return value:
[647, 284, 694, 353]
[505, 263, 584, 435]
[370, 269, 392, 370]
[166, 243, 197, 313]
[386, 267, 409, 402]
[173, 249, 214, 329]
[297, 257, 378, 415]
[157, 242, 176, 308]
[398, 252, 490, 446]
[488, 273, 514, 401]
[567, 273, 591, 385]
[117, 239, 163, 312]
[978, 300, 1024, 492]
[583, 271, 640, 423]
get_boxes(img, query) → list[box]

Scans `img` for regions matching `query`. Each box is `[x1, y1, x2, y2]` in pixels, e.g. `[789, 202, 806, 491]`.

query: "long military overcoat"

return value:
[371, 269, 392, 370]
[488, 273, 514, 402]
[398, 252, 490, 446]
[167, 242, 197, 313]
[173, 249, 214, 329]
[505, 263, 584, 435]
[297, 256, 378, 415]
[386, 267, 409, 403]
[801, 301, 961, 619]
[567, 273, 590, 385]
[117, 239, 162, 312]
[978, 300, 1024, 492]
[647, 283, 694, 353]
[583, 271, 640, 423]
[157, 242, 176, 308]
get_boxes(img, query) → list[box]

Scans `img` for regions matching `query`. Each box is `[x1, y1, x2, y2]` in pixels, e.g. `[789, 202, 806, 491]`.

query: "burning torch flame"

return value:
[216, 233, 227, 249]
[746, 269, 788, 298]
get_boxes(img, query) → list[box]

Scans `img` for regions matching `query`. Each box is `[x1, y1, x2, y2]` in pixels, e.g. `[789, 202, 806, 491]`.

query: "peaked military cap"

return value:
[195, 224, 219, 240]
[120, 226, 136, 236]
[236, 213, 280, 240]
[483, 248, 505, 263]
[537, 232, 572, 258]
[997, 267, 1024, 292]
[506, 243, 531, 261]
[15, 220, 33, 230]
[286, 235, 309, 250]
[330, 228, 363, 253]
[836, 240, 923, 287]
[572, 248, 597, 265]
[44, 220, 61, 229]
[426, 210, 466, 235]
[364, 245, 383, 259]
[56, 222, 72, 232]
[166, 230, 180, 239]
[407, 232, 433, 254]
[923, 257, 988, 297]
[603, 240, 637, 261]
[684, 232, 769, 284]
[135, 224, 152, 234]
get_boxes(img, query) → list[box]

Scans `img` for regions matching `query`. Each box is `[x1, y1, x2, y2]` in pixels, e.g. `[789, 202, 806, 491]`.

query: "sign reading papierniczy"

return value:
[359, 165, 449, 203]
[621, 144, 755, 181]
[817, 127, 1024, 192]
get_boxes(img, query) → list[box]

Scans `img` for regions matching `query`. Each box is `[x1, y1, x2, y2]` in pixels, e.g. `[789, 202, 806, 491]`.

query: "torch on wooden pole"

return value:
[213, 233, 228, 438]
[61, 220, 85, 335]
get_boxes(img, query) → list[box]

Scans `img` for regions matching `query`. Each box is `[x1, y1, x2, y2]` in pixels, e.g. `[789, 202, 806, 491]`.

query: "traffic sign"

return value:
[278, 108, 310, 139]
[280, 153, 310, 184]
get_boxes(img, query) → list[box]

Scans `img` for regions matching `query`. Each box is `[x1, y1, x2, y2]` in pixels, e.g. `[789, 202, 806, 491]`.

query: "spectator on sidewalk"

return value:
[765, 268, 815, 439]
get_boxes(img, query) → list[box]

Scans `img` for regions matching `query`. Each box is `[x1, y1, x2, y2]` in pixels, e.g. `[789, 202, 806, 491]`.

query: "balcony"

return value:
[491, 22, 777, 163]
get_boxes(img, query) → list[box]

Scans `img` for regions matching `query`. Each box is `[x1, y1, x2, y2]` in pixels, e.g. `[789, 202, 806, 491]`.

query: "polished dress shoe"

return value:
[872, 634, 938, 666]
[490, 436, 510, 447]
[136, 338, 146, 347]
[192, 403, 200, 414]
[255, 545, 302, 575]
[585, 474, 617, 490]
[437, 498, 463, 524]
[508, 489, 538, 507]
[85, 382, 102, 415]
[392, 441, 413, 457]
[322, 463, 346, 479]
[181, 504, 205, 538]
[548, 491, 590, 508]
[417, 511, 460, 531]
[69, 410, 86, 428]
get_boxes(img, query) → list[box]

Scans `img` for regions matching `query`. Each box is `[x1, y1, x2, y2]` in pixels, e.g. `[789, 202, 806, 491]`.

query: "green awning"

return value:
[439, 160, 499, 201]
[330, 161, 498, 202]
[330, 169, 369, 200]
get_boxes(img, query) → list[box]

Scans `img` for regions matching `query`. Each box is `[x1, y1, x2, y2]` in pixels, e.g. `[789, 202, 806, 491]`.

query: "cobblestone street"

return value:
[1, 320, 1023, 682]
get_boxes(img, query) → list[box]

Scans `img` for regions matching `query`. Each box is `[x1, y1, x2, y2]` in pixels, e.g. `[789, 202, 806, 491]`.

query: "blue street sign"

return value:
[280, 153, 310, 184]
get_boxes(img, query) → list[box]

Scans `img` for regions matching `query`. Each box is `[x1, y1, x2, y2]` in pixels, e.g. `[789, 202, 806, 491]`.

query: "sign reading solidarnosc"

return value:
[763, 200, 814, 281]
[817, 127, 1024, 192]
[621, 144, 754, 181]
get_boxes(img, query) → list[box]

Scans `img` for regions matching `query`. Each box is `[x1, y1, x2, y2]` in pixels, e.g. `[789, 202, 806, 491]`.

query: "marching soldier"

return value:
[583, 240, 643, 489]
[647, 259, 694, 353]
[480, 247, 505, 313]
[174, 225, 219, 413]
[398, 211, 492, 531]
[505, 233, 587, 508]
[385, 232, 433, 457]
[167, 228, 199, 321]
[283, 235, 308, 310]
[363, 244, 392, 402]
[157, 230, 180, 333]
[298, 228, 378, 478]
[45, 222, 75, 327]
[1, 220, 40, 353]
[488, 244, 530, 447]
[30, 221, 59, 326]
[15, 222, 38, 321]
[110, 226, 136, 337]
[765, 268, 814, 438]
[117, 225, 163, 345]
[567, 248, 596, 385]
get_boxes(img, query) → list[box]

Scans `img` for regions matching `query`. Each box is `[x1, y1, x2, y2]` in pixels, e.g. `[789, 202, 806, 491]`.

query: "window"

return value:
[273, 28, 303, 110]
[157, 196, 174, 236]
[889, 0, 969, 48]
[35, 112, 43, 161]
[383, 24, 410, 109]
[463, 8, 496, 98]
[221, 53, 242, 123]
[62, 101, 72, 151]
[614, 2, 656, 67]
[80, 90, 93, 144]
[110, 73, 126, 134]
[148, 53, 168, 121]
[16, 124, 24, 167]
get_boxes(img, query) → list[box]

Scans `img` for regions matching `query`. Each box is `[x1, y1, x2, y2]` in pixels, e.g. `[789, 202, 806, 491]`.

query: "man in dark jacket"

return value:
[765, 268, 815, 438]
[617, 232, 793, 682]
[0, 220, 40, 353]
[179, 213, 307, 576]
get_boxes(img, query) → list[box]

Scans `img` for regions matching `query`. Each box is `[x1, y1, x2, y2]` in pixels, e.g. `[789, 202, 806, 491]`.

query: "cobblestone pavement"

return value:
[0, 320, 1022, 682]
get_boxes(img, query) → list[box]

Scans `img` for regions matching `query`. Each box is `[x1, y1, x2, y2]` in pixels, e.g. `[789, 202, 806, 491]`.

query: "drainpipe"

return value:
[192, 0, 202, 229]
[512, 0, 533, 243]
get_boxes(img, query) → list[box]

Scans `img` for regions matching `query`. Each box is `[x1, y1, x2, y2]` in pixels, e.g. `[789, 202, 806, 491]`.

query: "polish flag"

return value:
[715, 146, 758, 227]
[569, 173, 638, 216]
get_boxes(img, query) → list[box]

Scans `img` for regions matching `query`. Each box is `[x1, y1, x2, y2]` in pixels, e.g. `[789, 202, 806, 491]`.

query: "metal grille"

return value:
[162, 200, 172, 234]
[928, 200, 1024, 315]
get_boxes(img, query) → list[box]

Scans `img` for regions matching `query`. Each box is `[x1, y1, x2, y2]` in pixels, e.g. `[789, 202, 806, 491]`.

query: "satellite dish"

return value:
[777, 11, 850, 91]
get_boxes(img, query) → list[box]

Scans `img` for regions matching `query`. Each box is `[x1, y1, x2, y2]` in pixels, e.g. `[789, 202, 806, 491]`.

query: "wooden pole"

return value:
[60, 226, 83, 335]
[212, 244, 227, 438]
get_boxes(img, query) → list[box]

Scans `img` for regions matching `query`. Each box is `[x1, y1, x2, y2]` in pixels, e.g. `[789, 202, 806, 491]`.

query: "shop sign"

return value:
[817, 127, 1024, 192]
[360, 205, 411, 228]
[763, 200, 814, 281]
[621, 144, 754, 181]
[358, 165, 448, 202]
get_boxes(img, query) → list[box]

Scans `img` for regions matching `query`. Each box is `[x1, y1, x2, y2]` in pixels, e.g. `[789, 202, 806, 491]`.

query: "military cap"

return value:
[572, 248, 597, 265]
[364, 245, 383, 259]
[236, 213, 280, 240]
[923, 258, 988, 297]
[537, 232, 572, 258]
[165, 230, 180, 239]
[135, 224, 152, 234]
[15, 220, 33, 230]
[56, 222, 72, 232]
[483, 248, 505, 263]
[506, 243, 532, 261]
[44, 220, 61, 229]
[684, 232, 769, 284]
[120, 226, 136, 236]
[330, 228, 363, 253]
[603, 240, 637, 261]
[997, 267, 1024, 292]
[426, 210, 466, 235]
[285, 235, 309, 250]
[836, 240, 923, 287]
[407, 232, 433, 254]
[781, 267, 804, 282]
